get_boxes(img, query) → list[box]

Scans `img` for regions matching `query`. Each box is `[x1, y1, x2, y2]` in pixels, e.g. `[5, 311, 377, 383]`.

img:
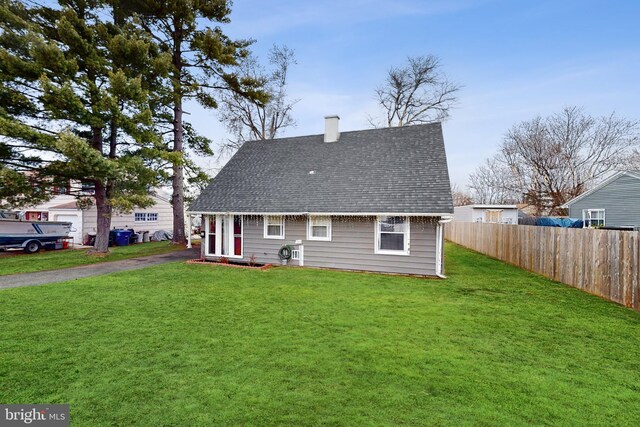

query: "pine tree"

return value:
[0, 0, 56, 208]
[0, 0, 165, 252]
[126, 0, 267, 245]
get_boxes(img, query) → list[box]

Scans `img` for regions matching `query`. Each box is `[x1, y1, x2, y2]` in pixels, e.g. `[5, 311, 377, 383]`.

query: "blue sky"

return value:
[189, 0, 640, 188]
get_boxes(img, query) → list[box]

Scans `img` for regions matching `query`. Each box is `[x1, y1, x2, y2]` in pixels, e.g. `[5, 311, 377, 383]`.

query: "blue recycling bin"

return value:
[111, 230, 132, 246]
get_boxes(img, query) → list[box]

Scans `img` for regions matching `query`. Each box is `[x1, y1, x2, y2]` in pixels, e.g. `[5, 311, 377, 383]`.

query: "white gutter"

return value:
[187, 211, 455, 217]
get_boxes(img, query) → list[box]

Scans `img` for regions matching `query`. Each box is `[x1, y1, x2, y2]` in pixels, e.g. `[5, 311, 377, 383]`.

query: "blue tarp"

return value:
[536, 217, 584, 228]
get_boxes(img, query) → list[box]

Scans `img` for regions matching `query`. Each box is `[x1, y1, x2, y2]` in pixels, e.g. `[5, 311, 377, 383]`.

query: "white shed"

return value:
[453, 204, 519, 224]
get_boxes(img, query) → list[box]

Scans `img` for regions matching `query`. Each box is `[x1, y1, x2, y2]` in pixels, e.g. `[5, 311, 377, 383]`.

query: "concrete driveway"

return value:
[0, 247, 199, 290]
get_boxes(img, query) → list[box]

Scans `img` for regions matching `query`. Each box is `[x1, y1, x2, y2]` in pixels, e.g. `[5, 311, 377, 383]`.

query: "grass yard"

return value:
[0, 241, 185, 276]
[1, 243, 639, 426]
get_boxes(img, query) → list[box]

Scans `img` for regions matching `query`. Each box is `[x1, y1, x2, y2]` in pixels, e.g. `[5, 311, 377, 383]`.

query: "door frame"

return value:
[205, 214, 243, 259]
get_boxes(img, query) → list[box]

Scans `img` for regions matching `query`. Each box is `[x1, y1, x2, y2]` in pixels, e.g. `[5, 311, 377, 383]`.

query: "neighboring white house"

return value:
[21, 187, 173, 245]
[453, 204, 519, 224]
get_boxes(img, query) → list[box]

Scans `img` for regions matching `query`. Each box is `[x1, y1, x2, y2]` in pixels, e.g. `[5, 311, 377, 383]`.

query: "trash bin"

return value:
[142, 231, 150, 242]
[87, 232, 96, 246]
[111, 229, 132, 246]
[127, 229, 138, 245]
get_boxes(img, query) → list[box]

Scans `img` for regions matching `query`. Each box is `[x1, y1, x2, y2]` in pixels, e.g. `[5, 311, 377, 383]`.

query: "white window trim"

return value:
[264, 215, 285, 239]
[134, 212, 159, 222]
[229, 215, 243, 259]
[307, 216, 332, 241]
[205, 214, 243, 259]
[582, 209, 605, 228]
[374, 216, 410, 256]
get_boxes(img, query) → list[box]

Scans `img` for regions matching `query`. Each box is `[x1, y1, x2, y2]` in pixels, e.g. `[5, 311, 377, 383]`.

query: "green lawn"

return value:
[1, 243, 639, 426]
[0, 241, 185, 276]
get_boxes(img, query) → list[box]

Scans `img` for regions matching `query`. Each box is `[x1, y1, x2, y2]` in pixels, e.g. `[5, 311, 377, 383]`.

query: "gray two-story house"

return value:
[562, 171, 640, 229]
[188, 117, 454, 277]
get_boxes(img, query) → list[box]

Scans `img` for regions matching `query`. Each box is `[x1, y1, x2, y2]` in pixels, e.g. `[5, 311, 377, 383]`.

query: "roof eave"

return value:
[186, 210, 454, 217]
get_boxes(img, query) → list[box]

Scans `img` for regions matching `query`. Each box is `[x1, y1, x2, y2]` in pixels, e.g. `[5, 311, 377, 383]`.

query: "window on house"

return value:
[375, 216, 410, 255]
[233, 216, 242, 256]
[81, 181, 95, 194]
[26, 211, 47, 221]
[135, 213, 159, 222]
[264, 215, 284, 239]
[52, 180, 71, 195]
[583, 209, 605, 228]
[307, 216, 331, 241]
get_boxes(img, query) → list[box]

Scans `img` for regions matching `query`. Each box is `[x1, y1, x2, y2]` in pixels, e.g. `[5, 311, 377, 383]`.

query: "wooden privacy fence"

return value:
[445, 222, 640, 311]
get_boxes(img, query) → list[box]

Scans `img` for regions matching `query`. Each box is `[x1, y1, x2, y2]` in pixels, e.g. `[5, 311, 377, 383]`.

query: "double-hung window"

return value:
[375, 216, 410, 255]
[583, 209, 605, 228]
[307, 216, 331, 241]
[264, 215, 285, 239]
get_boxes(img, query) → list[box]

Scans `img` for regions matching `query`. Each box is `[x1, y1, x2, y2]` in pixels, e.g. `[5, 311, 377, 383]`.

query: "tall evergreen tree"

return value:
[127, 0, 267, 245]
[0, 0, 57, 208]
[0, 0, 165, 252]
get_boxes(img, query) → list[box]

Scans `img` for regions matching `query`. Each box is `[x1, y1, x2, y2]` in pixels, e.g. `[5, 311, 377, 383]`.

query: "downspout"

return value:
[436, 216, 452, 278]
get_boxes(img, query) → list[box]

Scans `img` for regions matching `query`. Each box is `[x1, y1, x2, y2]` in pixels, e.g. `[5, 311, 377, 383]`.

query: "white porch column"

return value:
[186, 214, 192, 248]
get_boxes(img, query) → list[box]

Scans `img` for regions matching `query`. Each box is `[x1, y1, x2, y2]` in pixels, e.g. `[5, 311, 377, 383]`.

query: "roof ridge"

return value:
[243, 122, 443, 144]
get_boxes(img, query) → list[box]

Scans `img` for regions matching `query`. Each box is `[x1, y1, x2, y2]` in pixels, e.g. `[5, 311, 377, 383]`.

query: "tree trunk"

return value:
[89, 127, 112, 253]
[171, 95, 187, 245]
[92, 180, 112, 253]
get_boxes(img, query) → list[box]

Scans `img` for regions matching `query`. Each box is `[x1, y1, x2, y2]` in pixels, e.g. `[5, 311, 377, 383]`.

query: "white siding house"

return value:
[22, 190, 173, 245]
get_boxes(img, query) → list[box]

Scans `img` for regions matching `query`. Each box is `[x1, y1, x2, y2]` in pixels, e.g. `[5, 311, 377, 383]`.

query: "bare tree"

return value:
[368, 55, 460, 127]
[468, 155, 522, 205]
[627, 150, 640, 171]
[218, 45, 298, 153]
[451, 183, 473, 206]
[499, 107, 639, 214]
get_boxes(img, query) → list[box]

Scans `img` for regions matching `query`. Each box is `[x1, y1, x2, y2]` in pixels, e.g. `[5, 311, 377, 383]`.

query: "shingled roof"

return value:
[189, 122, 453, 215]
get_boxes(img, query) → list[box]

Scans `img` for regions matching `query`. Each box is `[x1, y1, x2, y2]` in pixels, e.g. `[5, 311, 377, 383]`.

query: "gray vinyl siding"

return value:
[203, 215, 438, 276]
[568, 174, 640, 227]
